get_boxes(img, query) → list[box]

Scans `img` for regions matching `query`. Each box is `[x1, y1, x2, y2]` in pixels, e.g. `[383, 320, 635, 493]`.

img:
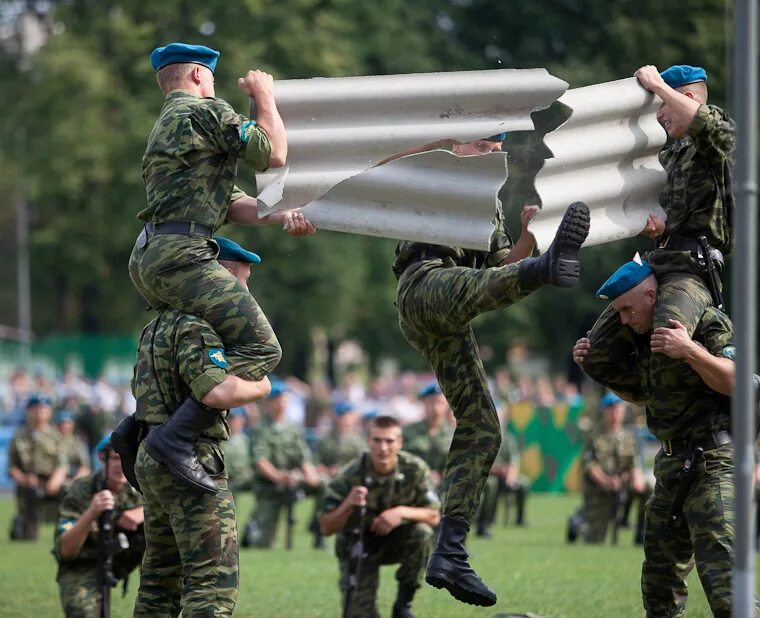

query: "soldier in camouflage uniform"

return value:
[222, 407, 252, 495]
[402, 383, 454, 489]
[315, 401, 366, 477]
[55, 410, 91, 488]
[128, 42, 313, 492]
[55, 434, 145, 618]
[574, 259, 739, 617]
[320, 415, 441, 618]
[394, 194, 590, 606]
[567, 393, 648, 544]
[7, 394, 66, 540]
[583, 64, 735, 413]
[132, 237, 272, 617]
[243, 381, 323, 548]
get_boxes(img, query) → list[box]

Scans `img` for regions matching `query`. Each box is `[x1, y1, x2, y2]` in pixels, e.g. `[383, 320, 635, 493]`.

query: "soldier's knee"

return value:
[408, 522, 434, 544]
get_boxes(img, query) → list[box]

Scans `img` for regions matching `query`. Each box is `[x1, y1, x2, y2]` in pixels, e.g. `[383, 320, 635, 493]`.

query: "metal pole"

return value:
[16, 128, 31, 362]
[732, 0, 758, 615]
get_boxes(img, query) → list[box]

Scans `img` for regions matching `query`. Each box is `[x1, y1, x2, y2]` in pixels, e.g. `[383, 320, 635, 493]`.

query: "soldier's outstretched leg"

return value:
[143, 398, 219, 494]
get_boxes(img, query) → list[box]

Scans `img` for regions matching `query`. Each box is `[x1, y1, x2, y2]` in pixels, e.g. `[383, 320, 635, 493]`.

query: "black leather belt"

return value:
[145, 221, 213, 238]
[662, 430, 732, 456]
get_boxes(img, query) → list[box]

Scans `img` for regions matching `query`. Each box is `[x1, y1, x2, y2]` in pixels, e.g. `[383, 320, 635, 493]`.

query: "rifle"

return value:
[697, 236, 725, 311]
[667, 446, 704, 529]
[342, 453, 368, 618]
[284, 485, 304, 551]
[610, 486, 628, 545]
[97, 449, 117, 618]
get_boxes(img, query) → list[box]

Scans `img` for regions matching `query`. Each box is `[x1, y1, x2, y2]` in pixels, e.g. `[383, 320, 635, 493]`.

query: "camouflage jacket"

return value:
[59, 434, 89, 478]
[633, 307, 733, 440]
[402, 421, 454, 473]
[132, 310, 230, 440]
[139, 90, 271, 230]
[8, 425, 64, 477]
[222, 432, 252, 492]
[649, 104, 735, 273]
[323, 451, 440, 553]
[250, 417, 312, 491]
[315, 432, 366, 469]
[54, 471, 145, 579]
[582, 429, 637, 491]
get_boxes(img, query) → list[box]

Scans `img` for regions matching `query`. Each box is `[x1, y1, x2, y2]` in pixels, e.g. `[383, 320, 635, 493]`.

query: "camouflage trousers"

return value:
[584, 272, 712, 406]
[129, 233, 281, 381]
[642, 444, 734, 618]
[396, 260, 530, 522]
[57, 566, 101, 617]
[133, 440, 239, 617]
[246, 480, 325, 548]
[338, 522, 434, 618]
[580, 486, 624, 543]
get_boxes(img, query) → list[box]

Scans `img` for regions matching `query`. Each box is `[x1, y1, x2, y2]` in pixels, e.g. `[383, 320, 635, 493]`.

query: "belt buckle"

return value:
[664, 440, 673, 456]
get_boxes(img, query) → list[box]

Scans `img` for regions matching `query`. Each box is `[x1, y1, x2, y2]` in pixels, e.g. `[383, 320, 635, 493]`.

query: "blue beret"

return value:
[27, 394, 52, 408]
[268, 381, 288, 399]
[362, 409, 378, 420]
[596, 260, 654, 301]
[150, 42, 220, 73]
[54, 410, 74, 424]
[418, 383, 443, 399]
[660, 65, 707, 89]
[216, 236, 261, 264]
[599, 392, 624, 410]
[95, 432, 113, 455]
[229, 406, 247, 419]
[484, 132, 508, 142]
[334, 401, 356, 416]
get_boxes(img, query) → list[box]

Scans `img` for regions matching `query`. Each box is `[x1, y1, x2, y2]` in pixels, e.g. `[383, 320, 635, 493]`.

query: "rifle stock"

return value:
[97, 450, 117, 618]
[342, 453, 368, 618]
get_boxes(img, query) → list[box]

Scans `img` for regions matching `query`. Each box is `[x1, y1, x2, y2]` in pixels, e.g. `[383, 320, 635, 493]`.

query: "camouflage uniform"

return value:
[578, 428, 637, 543]
[131, 310, 240, 617]
[316, 432, 366, 472]
[478, 431, 529, 529]
[402, 420, 454, 485]
[59, 433, 90, 483]
[393, 228, 529, 523]
[54, 471, 145, 617]
[8, 424, 65, 539]
[322, 451, 440, 618]
[581, 305, 737, 617]
[247, 416, 320, 548]
[222, 431, 252, 494]
[128, 90, 280, 382]
[584, 105, 735, 409]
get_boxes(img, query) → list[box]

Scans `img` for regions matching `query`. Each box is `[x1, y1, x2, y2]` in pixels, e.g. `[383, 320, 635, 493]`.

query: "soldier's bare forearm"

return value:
[320, 499, 354, 536]
[202, 375, 271, 408]
[683, 345, 735, 396]
[252, 95, 287, 168]
[395, 506, 440, 527]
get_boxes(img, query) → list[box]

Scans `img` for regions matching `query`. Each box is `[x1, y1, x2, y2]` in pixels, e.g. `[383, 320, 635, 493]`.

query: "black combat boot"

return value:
[425, 515, 497, 607]
[143, 398, 217, 494]
[391, 584, 417, 618]
[517, 201, 590, 290]
[110, 413, 144, 493]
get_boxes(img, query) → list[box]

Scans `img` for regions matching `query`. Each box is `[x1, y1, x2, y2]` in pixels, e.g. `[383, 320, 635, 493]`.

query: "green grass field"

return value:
[0, 492, 743, 617]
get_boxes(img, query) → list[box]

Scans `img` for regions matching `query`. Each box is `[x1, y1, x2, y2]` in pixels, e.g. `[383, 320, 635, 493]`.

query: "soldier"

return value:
[316, 401, 366, 478]
[222, 407, 252, 495]
[566, 393, 648, 544]
[131, 236, 272, 617]
[394, 197, 590, 606]
[573, 259, 737, 616]
[128, 42, 314, 493]
[55, 410, 91, 488]
[320, 415, 441, 618]
[402, 384, 454, 489]
[583, 64, 735, 415]
[7, 394, 66, 540]
[55, 433, 145, 617]
[244, 381, 322, 549]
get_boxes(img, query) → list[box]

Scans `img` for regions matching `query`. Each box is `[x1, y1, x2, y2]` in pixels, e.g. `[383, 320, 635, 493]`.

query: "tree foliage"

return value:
[0, 0, 738, 376]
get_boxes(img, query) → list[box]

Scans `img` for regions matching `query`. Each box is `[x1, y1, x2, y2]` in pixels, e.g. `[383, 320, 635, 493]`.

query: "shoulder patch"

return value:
[58, 519, 75, 534]
[240, 120, 257, 144]
[720, 345, 736, 360]
[208, 348, 228, 369]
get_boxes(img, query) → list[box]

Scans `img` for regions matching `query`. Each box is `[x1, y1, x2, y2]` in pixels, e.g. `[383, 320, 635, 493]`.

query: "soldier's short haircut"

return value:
[370, 415, 401, 431]
[679, 81, 708, 104]
[156, 62, 196, 94]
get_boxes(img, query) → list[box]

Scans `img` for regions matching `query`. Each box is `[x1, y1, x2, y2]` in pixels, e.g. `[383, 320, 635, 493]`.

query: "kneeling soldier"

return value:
[320, 415, 441, 618]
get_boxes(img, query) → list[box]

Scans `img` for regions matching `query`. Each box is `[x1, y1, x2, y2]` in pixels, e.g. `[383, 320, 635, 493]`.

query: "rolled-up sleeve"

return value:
[176, 319, 228, 403]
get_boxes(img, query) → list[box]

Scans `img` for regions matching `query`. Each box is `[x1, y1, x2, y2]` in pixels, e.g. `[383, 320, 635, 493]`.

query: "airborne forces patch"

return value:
[208, 348, 228, 369]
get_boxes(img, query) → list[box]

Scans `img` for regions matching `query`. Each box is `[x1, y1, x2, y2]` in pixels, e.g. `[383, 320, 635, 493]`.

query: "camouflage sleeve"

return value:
[198, 99, 272, 172]
[7, 433, 21, 471]
[484, 209, 514, 267]
[298, 433, 313, 465]
[229, 184, 248, 203]
[250, 429, 271, 464]
[699, 308, 735, 359]
[411, 460, 441, 509]
[620, 433, 637, 472]
[175, 317, 229, 403]
[581, 434, 598, 473]
[322, 460, 358, 514]
[687, 105, 735, 164]
[55, 477, 92, 545]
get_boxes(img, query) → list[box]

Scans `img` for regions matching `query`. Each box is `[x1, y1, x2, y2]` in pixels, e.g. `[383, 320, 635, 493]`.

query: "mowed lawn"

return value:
[0, 492, 744, 617]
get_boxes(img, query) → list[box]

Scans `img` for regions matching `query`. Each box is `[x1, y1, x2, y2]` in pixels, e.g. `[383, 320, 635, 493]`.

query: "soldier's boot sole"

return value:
[545, 201, 591, 288]
[425, 569, 497, 607]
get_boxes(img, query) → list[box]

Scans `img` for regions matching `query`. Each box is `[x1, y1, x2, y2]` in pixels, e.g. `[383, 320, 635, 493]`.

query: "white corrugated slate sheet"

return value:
[255, 71, 667, 251]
